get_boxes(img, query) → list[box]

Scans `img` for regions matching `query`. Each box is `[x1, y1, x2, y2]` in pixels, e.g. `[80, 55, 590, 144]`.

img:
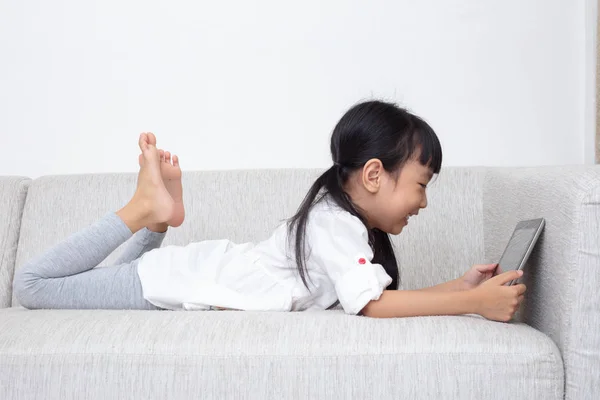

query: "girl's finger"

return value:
[477, 263, 498, 272]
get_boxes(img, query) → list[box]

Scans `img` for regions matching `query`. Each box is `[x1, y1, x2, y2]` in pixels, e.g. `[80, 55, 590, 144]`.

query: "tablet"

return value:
[497, 218, 545, 286]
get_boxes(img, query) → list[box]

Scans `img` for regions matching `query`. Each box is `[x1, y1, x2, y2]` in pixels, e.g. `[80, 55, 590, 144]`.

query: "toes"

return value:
[147, 132, 157, 146]
[173, 155, 179, 167]
[146, 145, 160, 161]
[159, 149, 165, 162]
[165, 151, 171, 164]
[138, 133, 148, 151]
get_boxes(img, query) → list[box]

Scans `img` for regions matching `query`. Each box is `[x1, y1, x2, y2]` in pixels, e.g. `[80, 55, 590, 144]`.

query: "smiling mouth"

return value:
[405, 212, 418, 223]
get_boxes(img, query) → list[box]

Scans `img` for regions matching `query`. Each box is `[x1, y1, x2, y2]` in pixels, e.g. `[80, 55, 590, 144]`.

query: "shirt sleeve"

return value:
[307, 209, 393, 315]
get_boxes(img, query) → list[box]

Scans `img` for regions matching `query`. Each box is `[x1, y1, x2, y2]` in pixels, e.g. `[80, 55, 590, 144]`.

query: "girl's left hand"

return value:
[461, 263, 502, 290]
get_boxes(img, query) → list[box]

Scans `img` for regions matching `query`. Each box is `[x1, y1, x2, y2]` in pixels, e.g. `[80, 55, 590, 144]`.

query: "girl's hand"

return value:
[471, 270, 526, 322]
[461, 263, 502, 290]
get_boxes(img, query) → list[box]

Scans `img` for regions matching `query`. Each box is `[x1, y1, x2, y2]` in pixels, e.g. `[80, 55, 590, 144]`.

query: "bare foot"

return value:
[117, 133, 174, 233]
[158, 149, 185, 227]
[138, 137, 185, 228]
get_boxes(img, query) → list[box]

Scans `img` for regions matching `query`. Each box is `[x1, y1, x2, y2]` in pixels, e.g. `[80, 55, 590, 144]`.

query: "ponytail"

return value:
[287, 165, 400, 291]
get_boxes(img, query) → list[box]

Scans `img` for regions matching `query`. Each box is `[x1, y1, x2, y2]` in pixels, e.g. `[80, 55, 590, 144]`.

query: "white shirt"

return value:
[136, 197, 392, 315]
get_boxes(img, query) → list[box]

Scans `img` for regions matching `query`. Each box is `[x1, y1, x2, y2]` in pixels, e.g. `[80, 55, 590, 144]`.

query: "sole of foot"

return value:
[118, 133, 175, 233]
[138, 135, 185, 228]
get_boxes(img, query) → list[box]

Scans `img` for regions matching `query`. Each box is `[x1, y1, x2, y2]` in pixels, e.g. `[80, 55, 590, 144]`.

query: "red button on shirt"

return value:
[358, 258, 366, 264]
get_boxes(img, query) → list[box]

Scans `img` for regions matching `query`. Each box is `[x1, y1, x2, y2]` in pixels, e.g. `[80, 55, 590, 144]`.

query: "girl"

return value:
[14, 100, 525, 321]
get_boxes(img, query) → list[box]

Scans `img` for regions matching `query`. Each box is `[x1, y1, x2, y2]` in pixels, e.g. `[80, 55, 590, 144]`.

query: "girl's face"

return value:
[348, 158, 433, 235]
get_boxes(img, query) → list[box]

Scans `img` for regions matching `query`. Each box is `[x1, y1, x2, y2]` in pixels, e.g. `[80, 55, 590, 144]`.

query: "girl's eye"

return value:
[419, 183, 427, 189]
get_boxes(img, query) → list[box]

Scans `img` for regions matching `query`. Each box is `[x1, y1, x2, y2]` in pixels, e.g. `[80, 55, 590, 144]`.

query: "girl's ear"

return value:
[361, 158, 383, 193]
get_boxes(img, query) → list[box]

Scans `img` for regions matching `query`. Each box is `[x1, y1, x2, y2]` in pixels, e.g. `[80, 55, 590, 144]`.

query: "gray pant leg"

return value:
[112, 227, 166, 265]
[13, 212, 162, 310]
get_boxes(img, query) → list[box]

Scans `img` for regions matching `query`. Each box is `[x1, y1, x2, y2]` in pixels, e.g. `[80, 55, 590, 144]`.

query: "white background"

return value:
[0, 0, 596, 178]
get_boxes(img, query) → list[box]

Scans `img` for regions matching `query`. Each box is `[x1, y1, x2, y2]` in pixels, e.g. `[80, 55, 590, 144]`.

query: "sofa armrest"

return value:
[482, 166, 600, 400]
[0, 177, 30, 309]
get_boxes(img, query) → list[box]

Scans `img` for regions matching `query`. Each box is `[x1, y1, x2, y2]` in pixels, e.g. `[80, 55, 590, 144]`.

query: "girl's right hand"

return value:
[471, 270, 526, 322]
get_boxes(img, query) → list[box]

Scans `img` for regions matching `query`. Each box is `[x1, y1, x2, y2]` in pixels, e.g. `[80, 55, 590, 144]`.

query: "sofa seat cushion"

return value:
[0, 308, 563, 399]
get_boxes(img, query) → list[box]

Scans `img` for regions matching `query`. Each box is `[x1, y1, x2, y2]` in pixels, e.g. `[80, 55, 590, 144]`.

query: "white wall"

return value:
[584, 0, 598, 164]
[0, 0, 592, 178]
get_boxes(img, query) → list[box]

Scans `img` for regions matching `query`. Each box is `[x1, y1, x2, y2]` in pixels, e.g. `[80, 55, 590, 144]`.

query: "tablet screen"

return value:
[498, 227, 538, 272]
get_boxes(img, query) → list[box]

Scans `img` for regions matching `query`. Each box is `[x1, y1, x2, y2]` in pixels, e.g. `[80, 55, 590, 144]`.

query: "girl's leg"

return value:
[13, 213, 161, 310]
[13, 132, 176, 310]
[112, 227, 166, 265]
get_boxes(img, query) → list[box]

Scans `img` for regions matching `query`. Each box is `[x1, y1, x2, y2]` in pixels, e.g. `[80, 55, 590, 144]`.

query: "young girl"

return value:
[14, 100, 525, 321]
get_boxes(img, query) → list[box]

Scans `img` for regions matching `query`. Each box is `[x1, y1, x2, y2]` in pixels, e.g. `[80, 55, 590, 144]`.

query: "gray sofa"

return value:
[1, 167, 599, 399]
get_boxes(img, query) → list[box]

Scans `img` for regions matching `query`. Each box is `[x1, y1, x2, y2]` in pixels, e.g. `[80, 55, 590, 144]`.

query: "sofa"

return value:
[1, 166, 599, 399]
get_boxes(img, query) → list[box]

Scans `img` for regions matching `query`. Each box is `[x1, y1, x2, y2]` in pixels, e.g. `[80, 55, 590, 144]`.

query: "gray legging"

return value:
[13, 212, 166, 310]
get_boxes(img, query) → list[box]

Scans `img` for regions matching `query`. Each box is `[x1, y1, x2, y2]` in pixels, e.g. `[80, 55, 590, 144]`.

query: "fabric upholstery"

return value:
[483, 165, 600, 400]
[0, 177, 30, 308]
[0, 307, 563, 400]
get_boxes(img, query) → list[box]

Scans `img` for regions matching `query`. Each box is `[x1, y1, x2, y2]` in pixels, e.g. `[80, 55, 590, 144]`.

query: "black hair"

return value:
[287, 100, 442, 291]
